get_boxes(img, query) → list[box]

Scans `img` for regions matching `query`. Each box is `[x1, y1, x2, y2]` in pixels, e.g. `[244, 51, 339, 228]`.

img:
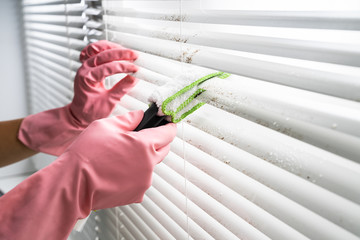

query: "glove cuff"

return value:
[18, 105, 86, 156]
[0, 151, 90, 240]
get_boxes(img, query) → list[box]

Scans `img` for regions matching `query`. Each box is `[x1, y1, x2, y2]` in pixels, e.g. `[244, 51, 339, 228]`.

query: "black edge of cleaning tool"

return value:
[134, 103, 170, 131]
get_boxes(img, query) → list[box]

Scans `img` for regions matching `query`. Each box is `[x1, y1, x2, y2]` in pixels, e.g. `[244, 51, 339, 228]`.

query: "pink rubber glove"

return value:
[0, 111, 177, 240]
[18, 40, 139, 156]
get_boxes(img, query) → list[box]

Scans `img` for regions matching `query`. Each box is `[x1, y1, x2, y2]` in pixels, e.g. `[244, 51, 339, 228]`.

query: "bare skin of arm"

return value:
[0, 119, 38, 168]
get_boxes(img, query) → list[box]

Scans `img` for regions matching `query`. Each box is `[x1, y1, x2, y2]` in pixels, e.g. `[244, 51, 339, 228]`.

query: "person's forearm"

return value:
[0, 119, 38, 167]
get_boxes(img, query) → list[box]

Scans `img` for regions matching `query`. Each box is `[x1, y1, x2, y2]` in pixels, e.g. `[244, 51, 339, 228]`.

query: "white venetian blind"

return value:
[97, 0, 360, 240]
[23, 0, 87, 115]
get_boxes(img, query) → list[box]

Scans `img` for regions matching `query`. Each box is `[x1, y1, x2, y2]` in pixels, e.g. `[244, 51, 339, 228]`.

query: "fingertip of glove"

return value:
[79, 51, 87, 63]
[126, 62, 139, 73]
[108, 75, 139, 99]
[131, 51, 139, 60]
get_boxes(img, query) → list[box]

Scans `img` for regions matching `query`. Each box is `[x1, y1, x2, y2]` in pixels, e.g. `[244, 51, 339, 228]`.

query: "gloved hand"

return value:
[0, 111, 177, 240]
[18, 40, 138, 156]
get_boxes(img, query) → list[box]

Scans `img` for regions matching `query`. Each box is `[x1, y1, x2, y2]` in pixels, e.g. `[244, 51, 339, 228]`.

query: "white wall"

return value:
[0, 0, 35, 187]
[0, 0, 27, 121]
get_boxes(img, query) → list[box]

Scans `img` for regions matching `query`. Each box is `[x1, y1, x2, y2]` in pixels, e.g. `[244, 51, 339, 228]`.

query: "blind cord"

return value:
[64, 0, 73, 99]
[179, 1, 190, 239]
[116, 207, 120, 240]
[104, 0, 109, 42]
